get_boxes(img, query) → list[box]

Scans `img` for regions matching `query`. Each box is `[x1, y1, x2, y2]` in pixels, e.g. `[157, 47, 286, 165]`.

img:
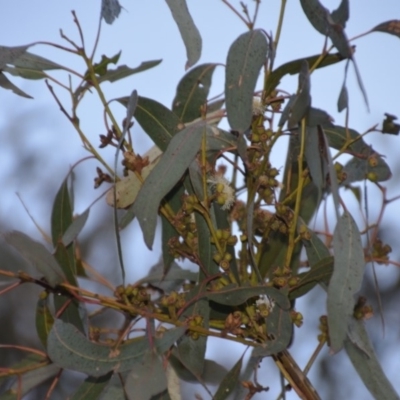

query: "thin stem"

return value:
[221, 0, 250, 28]
[273, 0, 287, 50]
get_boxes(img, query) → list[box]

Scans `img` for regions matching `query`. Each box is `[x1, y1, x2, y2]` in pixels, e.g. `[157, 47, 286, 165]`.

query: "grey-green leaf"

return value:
[345, 319, 400, 400]
[165, 0, 202, 69]
[206, 285, 290, 309]
[4, 231, 66, 286]
[172, 63, 217, 123]
[62, 208, 90, 247]
[47, 319, 149, 376]
[101, 0, 122, 24]
[69, 373, 113, 400]
[371, 20, 400, 40]
[213, 356, 243, 400]
[0, 72, 33, 98]
[133, 123, 207, 249]
[125, 352, 167, 400]
[327, 212, 365, 352]
[225, 30, 268, 132]
[97, 60, 162, 83]
[0, 45, 30, 68]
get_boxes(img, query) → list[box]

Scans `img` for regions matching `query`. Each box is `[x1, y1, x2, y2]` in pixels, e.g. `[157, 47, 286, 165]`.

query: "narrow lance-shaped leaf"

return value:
[165, 0, 202, 69]
[225, 30, 268, 132]
[213, 356, 243, 400]
[172, 63, 217, 123]
[62, 208, 90, 247]
[345, 319, 400, 400]
[327, 212, 365, 353]
[0, 71, 33, 98]
[133, 123, 207, 249]
[69, 373, 113, 400]
[4, 231, 66, 286]
[371, 20, 400, 39]
[118, 95, 181, 151]
[0, 45, 31, 68]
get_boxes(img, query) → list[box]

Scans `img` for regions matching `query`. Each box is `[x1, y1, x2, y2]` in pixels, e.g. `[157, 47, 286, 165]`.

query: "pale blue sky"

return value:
[1, 1, 400, 399]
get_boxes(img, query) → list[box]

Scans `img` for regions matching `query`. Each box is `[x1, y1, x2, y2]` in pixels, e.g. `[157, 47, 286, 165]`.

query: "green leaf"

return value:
[300, 0, 352, 58]
[169, 357, 228, 384]
[213, 356, 243, 400]
[177, 286, 209, 377]
[289, 61, 311, 127]
[266, 50, 351, 97]
[137, 261, 197, 292]
[206, 285, 290, 309]
[97, 60, 162, 83]
[345, 319, 400, 400]
[133, 123, 207, 249]
[1, 363, 60, 399]
[225, 30, 268, 132]
[62, 208, 90, 247]
[328, 212, 365, 352]
[91, 52, 120, 77]
[118, 96, 181, 151]
[343, 152, 392, 184]
[125, 351, 167, 400]
[331, 0, 349, 27]
[371, 20, 400, 39]
[252, 305, 293, 357]
[47, 320, 183, 377]
[289, 257, 333, 300]
[69, 373, 113, 400]
[161, 186, 184, 273]
[323, 125, 367, 153]
[0, 71, 33, 98]
[101, 0, 122, 24]
[172, 63, 217, 123]
[0, 45, 30, 68]
[3, 231, 65, 286]
[165, 0, 202, 69]
[35, 294, 54, 348]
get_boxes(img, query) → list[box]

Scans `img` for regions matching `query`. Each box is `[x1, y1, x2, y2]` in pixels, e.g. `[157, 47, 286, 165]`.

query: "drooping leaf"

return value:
[97, 60, 162, 83]
[165, 0, 202, 69]
[125, 351, 167, 400]
[36, 294, 54, 348]
[265, 50, 352, 96]
[206, 285, 290, 309]
[371, 20, 400, 39]
[225, 30, 268, 132]
[328, 212, 365, 352]
[62, 208, 90, 247]
[337, 82, 348, 112]
[213, 356, 243, 400]
[101, 0, 122, 24]
[0, 45, 30, 68]
[0, 72, 33, 98]
[3, 231, 65, 286]
[323, 125, 367, 153]
[133, 123, 207, 249]
[172, 63, 217, 123]
[69, 373, 113, 400]
[345, 319, 400, 400]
